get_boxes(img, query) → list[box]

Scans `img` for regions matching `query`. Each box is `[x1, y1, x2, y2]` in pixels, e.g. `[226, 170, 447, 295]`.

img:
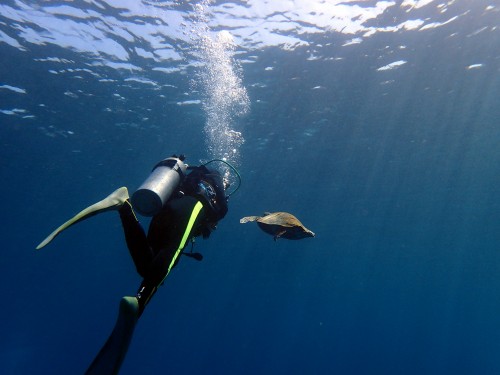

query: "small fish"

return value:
[240, 212, 315, 241]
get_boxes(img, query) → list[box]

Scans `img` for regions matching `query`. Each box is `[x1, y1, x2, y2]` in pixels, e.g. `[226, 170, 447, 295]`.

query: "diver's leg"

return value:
[133, 197, 207, 316]
[133, 247, 189, 316]
[134, 280, 158, 317]
[146, 197, 202, 280]
[118, 201, 154, 278]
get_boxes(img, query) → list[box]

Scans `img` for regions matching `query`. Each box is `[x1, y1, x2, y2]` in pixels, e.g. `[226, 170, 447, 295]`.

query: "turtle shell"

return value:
[256, 212, 303, 227]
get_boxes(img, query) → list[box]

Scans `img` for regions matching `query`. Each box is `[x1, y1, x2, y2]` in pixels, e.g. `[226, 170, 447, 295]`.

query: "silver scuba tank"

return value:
[131, 156, 187, 216]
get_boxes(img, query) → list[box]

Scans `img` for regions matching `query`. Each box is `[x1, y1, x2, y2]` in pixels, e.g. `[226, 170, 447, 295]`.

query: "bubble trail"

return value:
[190, 0, 250, 168]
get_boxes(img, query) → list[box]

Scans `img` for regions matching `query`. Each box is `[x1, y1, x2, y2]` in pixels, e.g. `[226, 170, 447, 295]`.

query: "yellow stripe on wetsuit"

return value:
[165, 200, 204, 278]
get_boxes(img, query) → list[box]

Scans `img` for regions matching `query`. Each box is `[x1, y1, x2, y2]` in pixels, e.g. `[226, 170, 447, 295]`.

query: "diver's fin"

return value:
[36, 187, 130, 250]
[240, 216, 260, 224]
[85, 296, 139, 375]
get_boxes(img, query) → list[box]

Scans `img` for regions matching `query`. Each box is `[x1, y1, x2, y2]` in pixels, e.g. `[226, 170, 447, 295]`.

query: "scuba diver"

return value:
[36, 155, 238, 374]
[37, 154, 231, 316]
[116, 156, 229, 316]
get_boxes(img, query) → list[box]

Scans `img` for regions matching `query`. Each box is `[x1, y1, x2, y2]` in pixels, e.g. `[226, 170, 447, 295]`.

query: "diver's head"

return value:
[202, 159, 241, 199]
[182, 165, 228, 221]
[203, 167, 226, 196]
[198, 167, 228, 220]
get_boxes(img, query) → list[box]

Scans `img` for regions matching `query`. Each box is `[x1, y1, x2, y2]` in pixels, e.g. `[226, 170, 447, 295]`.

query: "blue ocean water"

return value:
[1, 0, 499, 374]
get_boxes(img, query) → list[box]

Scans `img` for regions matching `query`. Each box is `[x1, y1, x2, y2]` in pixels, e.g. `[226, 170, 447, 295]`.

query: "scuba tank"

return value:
[131, 156, 187, 216]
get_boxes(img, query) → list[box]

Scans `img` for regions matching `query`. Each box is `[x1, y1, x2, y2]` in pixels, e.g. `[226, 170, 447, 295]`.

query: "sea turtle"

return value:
[240, 212, 315, 241]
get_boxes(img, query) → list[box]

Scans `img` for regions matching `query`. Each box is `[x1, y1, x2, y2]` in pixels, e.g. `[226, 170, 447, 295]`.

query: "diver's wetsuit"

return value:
[118, 165, 228, 317]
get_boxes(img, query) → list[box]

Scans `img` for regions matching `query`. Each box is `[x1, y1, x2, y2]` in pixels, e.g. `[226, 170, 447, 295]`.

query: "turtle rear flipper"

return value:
[240, 216, 260, 224]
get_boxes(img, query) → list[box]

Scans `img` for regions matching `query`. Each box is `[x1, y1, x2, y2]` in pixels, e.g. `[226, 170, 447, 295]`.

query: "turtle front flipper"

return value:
[274, 229, 287, 241]
[240, 216, 260, 224]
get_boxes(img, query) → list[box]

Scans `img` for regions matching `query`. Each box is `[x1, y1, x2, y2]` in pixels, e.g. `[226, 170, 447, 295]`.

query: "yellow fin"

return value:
[36, 187, 129, 250]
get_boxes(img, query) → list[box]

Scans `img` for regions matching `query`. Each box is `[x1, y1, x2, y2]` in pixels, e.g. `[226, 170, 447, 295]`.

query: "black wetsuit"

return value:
[118, 165, 228, 316]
